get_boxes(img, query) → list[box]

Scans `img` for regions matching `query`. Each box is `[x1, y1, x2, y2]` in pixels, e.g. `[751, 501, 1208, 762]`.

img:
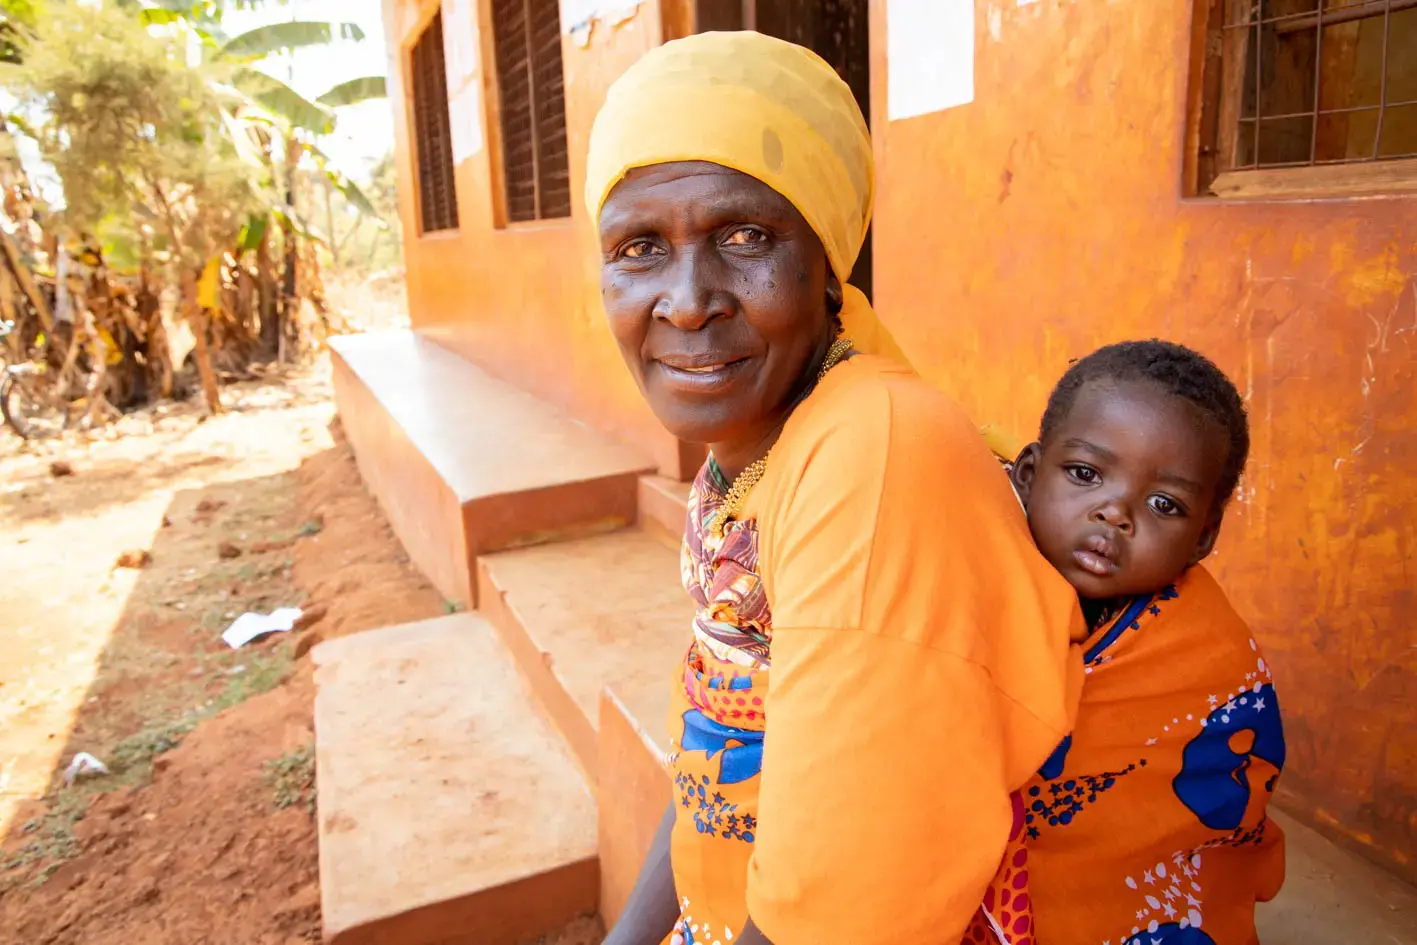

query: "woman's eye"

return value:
[724, 226, 768, 246]
[1064, 464, 1099, 484]
[1149, 495, 1183, 516]
[621, 239, 660, 259]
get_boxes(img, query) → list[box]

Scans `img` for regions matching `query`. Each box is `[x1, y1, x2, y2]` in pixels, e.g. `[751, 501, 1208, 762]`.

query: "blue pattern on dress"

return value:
[680, 709, 764, 785]
[1173, 683, 1285, 831]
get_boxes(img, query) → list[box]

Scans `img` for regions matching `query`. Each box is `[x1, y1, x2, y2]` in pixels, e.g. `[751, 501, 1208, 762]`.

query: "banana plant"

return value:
[126, 0, 390, 359]
[136, 0, 390, 262]
[131, 1, 386, 139]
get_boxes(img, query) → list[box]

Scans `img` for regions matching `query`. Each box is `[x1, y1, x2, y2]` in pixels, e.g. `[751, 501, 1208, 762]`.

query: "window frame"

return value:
[1185, 0, 1417, 200]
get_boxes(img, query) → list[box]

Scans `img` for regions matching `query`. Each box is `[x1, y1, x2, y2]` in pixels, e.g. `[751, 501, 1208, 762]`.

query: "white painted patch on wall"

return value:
[1017, 0, 1041, 6]
[987, 4, 1003, 41]
[887, 0, 975, 120]
[448, 90, 484, 163]
[443, 0, 479, 89]
[443, 0, 484, 161]
[561, 0, 643, 47]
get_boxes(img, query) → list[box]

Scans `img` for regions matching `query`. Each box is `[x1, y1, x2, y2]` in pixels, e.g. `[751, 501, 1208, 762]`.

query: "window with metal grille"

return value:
[410, 10, 459, 233]
[1195, 0, 1417, 197]
[490, 0, 571, 223]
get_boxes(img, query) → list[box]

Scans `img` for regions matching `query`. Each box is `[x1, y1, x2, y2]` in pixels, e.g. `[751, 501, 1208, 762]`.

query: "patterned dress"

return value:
[662, 459, 1035, 945]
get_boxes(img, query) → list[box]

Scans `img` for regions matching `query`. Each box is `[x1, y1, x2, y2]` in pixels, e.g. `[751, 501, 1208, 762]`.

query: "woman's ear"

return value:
[1010, 443, 1042, 507]
[825, 271, 843, 316]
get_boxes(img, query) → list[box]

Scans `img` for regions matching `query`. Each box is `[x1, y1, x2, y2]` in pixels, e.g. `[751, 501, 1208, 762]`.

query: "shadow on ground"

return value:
[0, 418, 444, 945]
[0, 463, 321, 945]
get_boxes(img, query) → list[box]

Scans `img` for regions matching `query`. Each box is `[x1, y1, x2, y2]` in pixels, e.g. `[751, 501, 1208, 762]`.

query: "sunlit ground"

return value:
[0, 370, 339, 841]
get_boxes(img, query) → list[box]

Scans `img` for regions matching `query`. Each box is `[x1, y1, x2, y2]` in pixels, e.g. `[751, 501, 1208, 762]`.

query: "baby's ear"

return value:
[1009, 442, 1043, 507]
[1190, 513, 1223, 566]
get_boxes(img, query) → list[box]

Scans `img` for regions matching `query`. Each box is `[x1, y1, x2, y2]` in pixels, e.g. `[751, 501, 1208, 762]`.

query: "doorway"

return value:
[694, 0, 874, 301]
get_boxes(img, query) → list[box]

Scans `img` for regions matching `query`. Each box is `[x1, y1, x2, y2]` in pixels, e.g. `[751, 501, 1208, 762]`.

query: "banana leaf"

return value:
[315, 76, 386, 108]
[233, 69, 334, 135]
[236, 213, 268, 252]
[272, 203, 326, 245]
[303, 141, 386, 226]
[218, 20, 364, 61]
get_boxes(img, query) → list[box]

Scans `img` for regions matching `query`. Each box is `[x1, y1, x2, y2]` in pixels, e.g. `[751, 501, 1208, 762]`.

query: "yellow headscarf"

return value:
[583, 30, 910, 370]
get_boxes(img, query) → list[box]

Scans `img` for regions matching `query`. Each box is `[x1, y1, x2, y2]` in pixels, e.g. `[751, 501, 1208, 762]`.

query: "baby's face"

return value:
[1012, 379, 1229, 600]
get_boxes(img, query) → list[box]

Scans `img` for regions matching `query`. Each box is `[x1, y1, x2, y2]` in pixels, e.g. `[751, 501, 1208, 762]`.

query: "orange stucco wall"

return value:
[384, 0, 1417, 879]
[383, 0, 690, 477]
[869, 0, 1417, 877]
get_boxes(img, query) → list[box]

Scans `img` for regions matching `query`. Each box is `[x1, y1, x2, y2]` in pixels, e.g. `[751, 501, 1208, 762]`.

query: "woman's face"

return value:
[598, 161, 838, 448]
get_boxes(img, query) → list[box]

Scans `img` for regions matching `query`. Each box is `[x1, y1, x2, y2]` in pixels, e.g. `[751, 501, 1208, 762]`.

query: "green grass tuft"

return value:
[263, 742, 316, 812]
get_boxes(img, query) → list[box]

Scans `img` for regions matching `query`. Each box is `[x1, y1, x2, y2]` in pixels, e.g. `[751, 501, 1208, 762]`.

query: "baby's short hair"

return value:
[1039, 340, 1250, 508]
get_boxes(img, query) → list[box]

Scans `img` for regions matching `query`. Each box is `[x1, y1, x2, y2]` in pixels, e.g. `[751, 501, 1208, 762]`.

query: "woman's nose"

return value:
[654, 248, 731, 330]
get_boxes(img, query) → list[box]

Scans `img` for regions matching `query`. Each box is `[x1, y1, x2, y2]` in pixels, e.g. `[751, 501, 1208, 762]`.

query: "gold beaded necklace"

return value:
[707, 336, 854, 540]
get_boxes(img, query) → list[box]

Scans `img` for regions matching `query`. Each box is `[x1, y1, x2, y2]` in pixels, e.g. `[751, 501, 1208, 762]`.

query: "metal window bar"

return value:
[1374, 2, 1393, 157]
[1309, 2, 1324, 162]
[1222, 0, 1411, 170]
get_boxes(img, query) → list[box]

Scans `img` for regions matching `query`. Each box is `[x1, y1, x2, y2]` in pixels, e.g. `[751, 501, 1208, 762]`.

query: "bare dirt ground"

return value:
[0, 276, 453, 945]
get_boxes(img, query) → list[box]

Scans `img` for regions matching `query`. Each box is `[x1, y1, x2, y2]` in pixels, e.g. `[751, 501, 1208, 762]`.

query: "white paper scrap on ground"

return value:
[222, 607, 303, 649]
[887, 0, 975, 120]
[63, 752, 110, 786]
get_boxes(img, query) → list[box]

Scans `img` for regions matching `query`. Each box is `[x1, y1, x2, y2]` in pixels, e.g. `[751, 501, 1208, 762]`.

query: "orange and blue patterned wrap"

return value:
[662, 462, 1034, 945]
[1021, 566, 1286, 944]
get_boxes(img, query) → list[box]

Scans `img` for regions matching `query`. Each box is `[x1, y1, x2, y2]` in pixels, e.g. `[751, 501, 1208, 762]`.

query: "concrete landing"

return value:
[1259, 809, 1417, 943]
[313, 615, 599, 945]
[330, 331, 655, 606]
[477, 528, 691, 776]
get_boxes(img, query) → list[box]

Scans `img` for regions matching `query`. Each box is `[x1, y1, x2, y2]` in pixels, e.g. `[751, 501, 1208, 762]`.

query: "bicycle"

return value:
[0, 316, 111, 440]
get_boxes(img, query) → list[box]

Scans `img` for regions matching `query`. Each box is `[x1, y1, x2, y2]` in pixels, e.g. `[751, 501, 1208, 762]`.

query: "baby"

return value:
[1008, 340, 1286, 945]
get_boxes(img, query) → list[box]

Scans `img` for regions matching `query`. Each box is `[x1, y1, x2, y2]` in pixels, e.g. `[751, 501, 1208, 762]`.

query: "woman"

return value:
[588, 31, 1083, 945]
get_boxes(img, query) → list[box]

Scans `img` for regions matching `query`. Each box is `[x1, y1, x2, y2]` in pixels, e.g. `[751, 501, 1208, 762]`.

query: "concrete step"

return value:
[597, 686, 674, 928]
[476, 529, 687, 925]
[330, 330, 655, 607]
[313, 614, 599, 945]
[476, 528, 690, 776]
[637, 475, 691, 549]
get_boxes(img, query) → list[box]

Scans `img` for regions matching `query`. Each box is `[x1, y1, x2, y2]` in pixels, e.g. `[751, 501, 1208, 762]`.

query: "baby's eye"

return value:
[1064, 463, 1099, 485]
[724, 226, 769, 246]
[1149, 494, 1183, 516]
